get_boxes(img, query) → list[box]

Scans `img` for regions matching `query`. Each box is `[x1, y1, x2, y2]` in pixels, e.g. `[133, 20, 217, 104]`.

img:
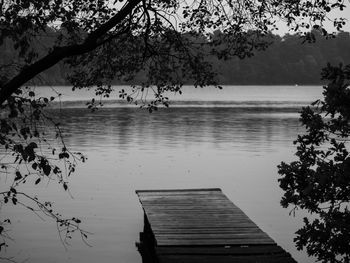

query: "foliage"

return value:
[0, 87, 89, 250]
[1, 0, 348, 100]
[0, 0, 348, 259]
[3, 30, 350, 85]
[278, 63, 350, 262]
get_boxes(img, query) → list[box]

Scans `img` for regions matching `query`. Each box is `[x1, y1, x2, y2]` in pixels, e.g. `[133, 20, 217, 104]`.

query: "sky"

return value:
[112, 0, 350, 36]
[274, 2, 350, 35]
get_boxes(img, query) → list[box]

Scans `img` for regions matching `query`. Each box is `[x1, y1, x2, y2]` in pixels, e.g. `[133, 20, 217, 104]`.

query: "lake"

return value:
[2, 85, 324, 263]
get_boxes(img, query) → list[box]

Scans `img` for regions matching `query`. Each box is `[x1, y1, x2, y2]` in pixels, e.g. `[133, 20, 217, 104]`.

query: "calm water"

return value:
[2, 85, 324, 263]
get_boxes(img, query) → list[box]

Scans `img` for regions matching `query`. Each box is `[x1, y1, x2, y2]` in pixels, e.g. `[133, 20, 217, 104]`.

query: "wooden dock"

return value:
[136, 188, 297, 263]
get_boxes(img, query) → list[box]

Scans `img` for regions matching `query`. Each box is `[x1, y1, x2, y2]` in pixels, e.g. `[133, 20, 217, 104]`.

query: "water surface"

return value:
[2, 85, 323, 263]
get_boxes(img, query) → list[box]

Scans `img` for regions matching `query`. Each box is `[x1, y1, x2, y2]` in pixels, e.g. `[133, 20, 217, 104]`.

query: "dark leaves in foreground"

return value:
[278, 64, 350, 263]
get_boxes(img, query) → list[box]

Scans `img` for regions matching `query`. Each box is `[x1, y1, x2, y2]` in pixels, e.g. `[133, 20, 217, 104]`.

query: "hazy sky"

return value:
[113, 0, 350, 36]
[274, 3, 350, 35]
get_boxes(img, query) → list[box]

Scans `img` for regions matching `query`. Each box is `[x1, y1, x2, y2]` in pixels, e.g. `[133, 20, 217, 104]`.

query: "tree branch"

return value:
[0, 0, 142, 106]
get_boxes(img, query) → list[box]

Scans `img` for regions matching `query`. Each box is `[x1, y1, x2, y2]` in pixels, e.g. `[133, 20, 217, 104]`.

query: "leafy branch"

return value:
[278, 63, 350, 263]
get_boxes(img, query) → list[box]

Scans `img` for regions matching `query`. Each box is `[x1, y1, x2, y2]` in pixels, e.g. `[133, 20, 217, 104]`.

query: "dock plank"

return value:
[136, 188, 297, 262]
[156, 245, 287, 255]
[136, 188, 275, 246]
[157, 254, 297, 263]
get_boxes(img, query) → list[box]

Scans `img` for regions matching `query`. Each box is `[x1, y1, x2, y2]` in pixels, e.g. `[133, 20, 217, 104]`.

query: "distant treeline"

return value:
[213, 31, 350, 85]
[2, 30, 349, 85]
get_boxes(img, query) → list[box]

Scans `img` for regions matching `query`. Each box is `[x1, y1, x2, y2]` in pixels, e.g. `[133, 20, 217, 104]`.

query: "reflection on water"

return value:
[57, 107, 301, 153]
[3, 101, 318, 262]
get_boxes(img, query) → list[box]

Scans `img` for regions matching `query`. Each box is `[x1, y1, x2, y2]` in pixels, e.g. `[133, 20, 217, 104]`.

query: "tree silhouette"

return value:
[0, 0, 348, 258]
[279, 63, 350, 262]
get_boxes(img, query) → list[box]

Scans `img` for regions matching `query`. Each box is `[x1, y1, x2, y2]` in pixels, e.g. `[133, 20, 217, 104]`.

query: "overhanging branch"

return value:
[0, 0, 142, 106]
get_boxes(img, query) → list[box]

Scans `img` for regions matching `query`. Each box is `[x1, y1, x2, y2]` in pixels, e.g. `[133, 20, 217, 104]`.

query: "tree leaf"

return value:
[15, 171, 22, 181]
[43, 165, 51, 176]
